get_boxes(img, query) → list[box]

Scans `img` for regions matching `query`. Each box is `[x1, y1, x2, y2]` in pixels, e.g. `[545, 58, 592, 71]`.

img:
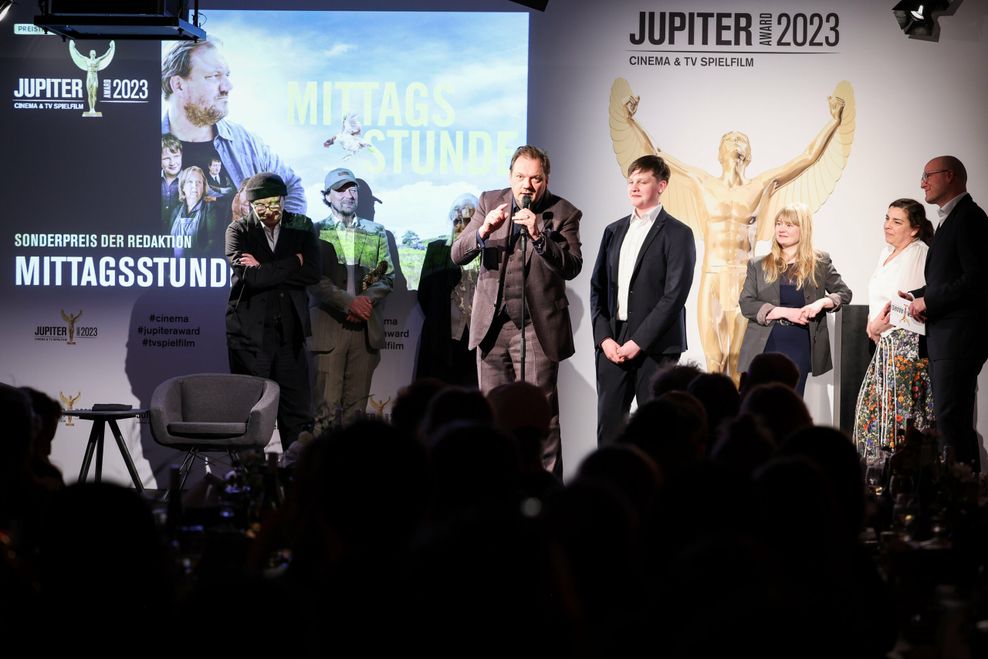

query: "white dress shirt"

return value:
[617, 204, 660, 321]
[263, 222, 281, 252]
[937, 192, 967, 225]
[867, 239, 928, 336]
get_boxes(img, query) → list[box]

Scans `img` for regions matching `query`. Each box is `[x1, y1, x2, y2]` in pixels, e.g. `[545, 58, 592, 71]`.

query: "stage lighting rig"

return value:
[892, 0, 957, 41]
[34, 0, 205, 40]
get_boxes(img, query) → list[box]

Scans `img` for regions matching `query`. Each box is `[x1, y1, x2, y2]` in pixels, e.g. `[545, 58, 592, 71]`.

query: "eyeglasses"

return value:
[921, 169, 949, 183]
[251, 200, 283, 212]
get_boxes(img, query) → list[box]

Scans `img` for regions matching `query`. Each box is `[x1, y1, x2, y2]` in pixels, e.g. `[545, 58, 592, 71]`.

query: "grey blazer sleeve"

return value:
[817, 252, 852, 310]
[739, 258, 776, 325]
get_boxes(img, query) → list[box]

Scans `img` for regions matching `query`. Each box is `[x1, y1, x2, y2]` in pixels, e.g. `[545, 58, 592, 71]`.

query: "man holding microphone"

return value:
[451, 145, 583, 477]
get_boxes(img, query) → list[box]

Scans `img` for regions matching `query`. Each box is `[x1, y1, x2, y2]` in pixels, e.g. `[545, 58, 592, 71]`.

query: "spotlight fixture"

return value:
[34, 0, 205, 40]
[892, 0, 957, 41]
[0, 0, 14, 22]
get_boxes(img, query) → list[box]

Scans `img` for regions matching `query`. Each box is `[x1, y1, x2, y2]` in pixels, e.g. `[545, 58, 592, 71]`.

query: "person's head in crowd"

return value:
[244, 172, 287, 228]
[662, 390, 710, 455]
[739, 351, 800, 399]
[162, 39, 231, 127]
[420, 386, 493, 443]
[178, 165, 207, 212]
[740, 382, 812, 445]
[448, 193, 479, 241]
[390, 378, 446, 440]
[287, 419, 429, 565]
[921, 155, 967, 207]
[576, 444, 662, 524]
[620, 393, 706, 480]
[430, 421, 522, 518]
[886, 197, 935, 247]
[540, 477, 641, 636]
[709, 412, 777, 479]
[37, 482, 174, 628]
[487, 381, 551, 467]
[649, 361, 703, 399]
[322, 168, 359, 223]
[21, 387, 65, 488]
[0, 383, 34, 476]
[687, 372, 740, 438]
[161, 133, 182, 181]
[509, 145, 550, 208]
[487, 381, 552, 436]
[779, 426, 865, 540]
[753, 455, 840, 565]
[230, 177, 251, 223]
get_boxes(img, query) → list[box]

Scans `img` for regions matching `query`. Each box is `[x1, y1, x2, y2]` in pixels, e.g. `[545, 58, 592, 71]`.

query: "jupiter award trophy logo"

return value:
[69, 40, 115, 117]
[59, 391, 81, 426]
[61, 309, 82, 345]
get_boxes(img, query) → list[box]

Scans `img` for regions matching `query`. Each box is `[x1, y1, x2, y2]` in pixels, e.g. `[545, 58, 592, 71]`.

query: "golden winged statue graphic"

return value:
[60, 309, 83, 345]
[368, 395, 391, 419]
[608, 78, 855, 380]
[59, 391, 81, 425]
[69, 40, 115, 117]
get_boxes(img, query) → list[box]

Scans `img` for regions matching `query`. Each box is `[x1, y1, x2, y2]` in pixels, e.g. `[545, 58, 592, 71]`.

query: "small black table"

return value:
[65, 408, 147, 492]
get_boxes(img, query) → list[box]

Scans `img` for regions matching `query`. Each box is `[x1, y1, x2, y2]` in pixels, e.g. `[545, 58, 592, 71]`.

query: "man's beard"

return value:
[332, 200, 356, 220]
[183, 99, 227, 127]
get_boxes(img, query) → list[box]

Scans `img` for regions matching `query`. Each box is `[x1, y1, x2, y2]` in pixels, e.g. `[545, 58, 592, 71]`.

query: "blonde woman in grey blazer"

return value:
[738, 203, 852, 394]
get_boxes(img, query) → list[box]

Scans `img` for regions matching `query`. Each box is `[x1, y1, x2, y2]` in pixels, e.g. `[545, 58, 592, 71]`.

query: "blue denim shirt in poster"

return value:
[161, 114, 306, 214]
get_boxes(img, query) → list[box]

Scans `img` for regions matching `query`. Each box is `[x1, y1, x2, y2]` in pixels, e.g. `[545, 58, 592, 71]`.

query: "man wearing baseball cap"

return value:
[309, 167, 394, 425]
[225, 172, 319, 451]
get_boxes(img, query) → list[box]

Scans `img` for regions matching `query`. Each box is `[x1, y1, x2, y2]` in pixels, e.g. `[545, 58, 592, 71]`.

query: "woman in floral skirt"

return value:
[853, 198, 935, 462]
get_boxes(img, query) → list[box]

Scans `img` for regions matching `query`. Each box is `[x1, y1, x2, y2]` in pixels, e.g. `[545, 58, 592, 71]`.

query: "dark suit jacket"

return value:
[450, 188, 582, 363]
[225, 218, 320, 352]
[737, 252, 852, 375]
[418, 240, 462, 343]
[168, 201, 222, 256]
[589, 207, 696, 357]
[912, 193, 988, 361]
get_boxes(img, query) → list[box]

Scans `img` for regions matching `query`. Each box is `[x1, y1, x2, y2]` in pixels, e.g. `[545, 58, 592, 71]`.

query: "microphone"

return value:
[519, 194, 532, 237]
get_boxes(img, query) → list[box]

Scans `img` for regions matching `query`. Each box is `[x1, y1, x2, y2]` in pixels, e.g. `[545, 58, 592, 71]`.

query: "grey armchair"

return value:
[149, 373, 280, 485]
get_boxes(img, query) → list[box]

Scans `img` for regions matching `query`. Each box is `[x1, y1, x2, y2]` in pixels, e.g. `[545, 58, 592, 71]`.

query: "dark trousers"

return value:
[596, 323, 680, 446]
[930, 357, 985, 471]
[478, 313, 562, 477]
[229, 322, 312, 451]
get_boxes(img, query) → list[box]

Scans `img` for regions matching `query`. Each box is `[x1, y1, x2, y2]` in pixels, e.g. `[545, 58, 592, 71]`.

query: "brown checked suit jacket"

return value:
[450, 187, 582, 362]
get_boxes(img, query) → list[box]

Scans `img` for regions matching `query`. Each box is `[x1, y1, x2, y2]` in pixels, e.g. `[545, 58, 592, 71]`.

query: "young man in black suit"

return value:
[225, 173, 319, 451]
[590, 155, 696, 445]
[906, 155, 988, 471]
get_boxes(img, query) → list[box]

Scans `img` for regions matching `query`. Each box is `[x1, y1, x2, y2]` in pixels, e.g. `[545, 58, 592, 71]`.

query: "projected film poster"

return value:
[5, 10, 527, 473]
[158, 10, 528, 288]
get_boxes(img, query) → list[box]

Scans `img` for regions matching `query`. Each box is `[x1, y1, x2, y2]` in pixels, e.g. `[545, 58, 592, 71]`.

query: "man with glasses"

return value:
[905, 156, 988, 471]
[309, 168, 395, 425]
[225, 173, 319, 451]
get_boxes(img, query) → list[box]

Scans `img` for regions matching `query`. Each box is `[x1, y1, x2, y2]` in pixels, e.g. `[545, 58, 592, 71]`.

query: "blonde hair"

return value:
[762, 202, 818, 289]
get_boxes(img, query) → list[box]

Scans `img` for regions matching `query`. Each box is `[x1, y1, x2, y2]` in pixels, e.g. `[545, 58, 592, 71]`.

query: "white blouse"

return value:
[867, 239, 929, 336]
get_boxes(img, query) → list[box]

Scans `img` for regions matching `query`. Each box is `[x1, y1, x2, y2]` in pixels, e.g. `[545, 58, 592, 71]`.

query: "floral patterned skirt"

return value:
[853, 329, 935, 462]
